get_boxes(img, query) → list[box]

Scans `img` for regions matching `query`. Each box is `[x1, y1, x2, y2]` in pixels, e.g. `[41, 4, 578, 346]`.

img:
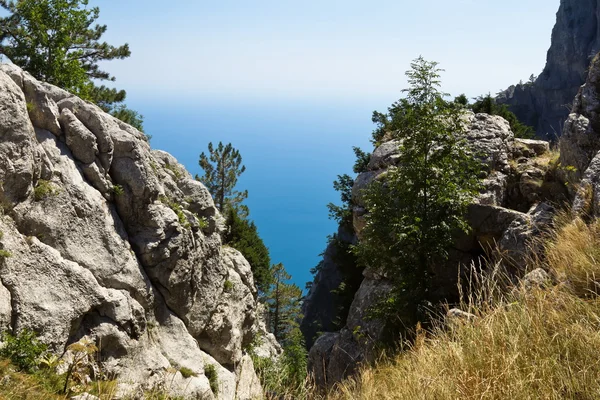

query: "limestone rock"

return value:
[520, 268, 552, 291]
[0, 64, 268, 399]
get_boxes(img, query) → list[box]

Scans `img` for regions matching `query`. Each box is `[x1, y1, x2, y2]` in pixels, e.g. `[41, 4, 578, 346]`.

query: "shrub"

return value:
[179, 366, 197, 379]
[223, 280, 234, 292]
[0, 329, 47, 372]
[204, 363, 219, 395]
[112, 184, 124, 196]
[33, 180, 56, 201]
[0, 250, 11, 259]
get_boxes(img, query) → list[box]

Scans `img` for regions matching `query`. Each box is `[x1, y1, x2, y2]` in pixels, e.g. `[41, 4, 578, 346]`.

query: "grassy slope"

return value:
[323, 215, 600, 400]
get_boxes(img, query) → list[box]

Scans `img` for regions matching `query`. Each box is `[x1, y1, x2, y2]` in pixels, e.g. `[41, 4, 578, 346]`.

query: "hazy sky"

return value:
[94, 0, 560, 102]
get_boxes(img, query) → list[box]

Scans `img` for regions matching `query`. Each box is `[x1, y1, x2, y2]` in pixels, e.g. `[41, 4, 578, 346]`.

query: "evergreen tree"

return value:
[0, 0, 128, 100]
[356, 57, 482, 328]
[224, 207, 272, 294]
[197, 142, 248, 213]
[266, 263, 303, 344]
[0, 0, 143, 129]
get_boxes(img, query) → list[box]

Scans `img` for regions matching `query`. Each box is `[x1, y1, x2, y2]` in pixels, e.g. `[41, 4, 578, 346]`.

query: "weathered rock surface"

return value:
[307, 112, 558, 387]
[0, 64, 278, 399]
[497, 0, 600, 140]
[301, 224, 358, 349]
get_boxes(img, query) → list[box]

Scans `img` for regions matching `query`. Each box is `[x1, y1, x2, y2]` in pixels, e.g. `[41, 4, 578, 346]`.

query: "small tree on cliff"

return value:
[356, 57, 481, 328]
[197, 142, 248, 214]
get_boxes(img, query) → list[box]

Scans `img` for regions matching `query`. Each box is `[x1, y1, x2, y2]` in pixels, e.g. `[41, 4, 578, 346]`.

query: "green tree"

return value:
[0, 0, 129, 101]
[356, 57, 482, 328]
[0, 0, 144, 130]
[224, 207, 272, 294]
[197, 142, 248, 214]
[266, 263, 303, 344]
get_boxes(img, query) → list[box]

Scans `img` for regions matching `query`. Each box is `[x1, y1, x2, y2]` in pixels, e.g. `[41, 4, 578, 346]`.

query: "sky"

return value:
[6, 1, 562, 289]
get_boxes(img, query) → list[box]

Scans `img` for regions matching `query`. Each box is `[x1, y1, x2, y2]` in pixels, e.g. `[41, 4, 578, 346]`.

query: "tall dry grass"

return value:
[321, 214, 600, 400]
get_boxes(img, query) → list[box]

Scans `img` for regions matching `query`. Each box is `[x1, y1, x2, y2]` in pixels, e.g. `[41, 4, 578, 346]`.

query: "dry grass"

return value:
[320, 215, 600, 400]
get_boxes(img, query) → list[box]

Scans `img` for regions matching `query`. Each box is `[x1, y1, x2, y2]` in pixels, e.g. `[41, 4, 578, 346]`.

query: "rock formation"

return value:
[497, 0, 600, 140]
[306, 113, 560, 387]
[0, 63, 280, 399]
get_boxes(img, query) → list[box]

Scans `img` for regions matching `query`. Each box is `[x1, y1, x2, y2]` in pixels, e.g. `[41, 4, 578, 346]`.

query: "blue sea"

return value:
[126, 94, 384, 289]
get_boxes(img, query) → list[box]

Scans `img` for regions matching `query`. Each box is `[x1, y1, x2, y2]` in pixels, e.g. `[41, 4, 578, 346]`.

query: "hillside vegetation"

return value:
[318, 213, 600, 399]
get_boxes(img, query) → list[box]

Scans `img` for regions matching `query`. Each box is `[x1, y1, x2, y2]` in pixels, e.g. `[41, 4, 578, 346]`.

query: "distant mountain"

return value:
[497, 0, 600, 140]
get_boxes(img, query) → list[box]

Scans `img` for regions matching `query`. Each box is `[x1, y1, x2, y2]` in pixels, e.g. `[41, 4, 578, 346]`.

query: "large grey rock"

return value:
[497, 0, 600, 139]
[0, 64, 269, 399]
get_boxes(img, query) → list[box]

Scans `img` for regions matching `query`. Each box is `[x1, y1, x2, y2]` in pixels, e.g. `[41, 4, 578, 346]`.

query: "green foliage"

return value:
[0, 0, 144, 127]
[224, 207, 272, 293]
[197, 142, 247, 213]
[250, 327, 308, 399]
[0, 329, 47, 372]
[164, 163, 182, 180]
[197, 215, 209, 230]
[0, 0, 128, 101]
[352, 146, 371, 173]
[356, 57, 482, 330]
[326, 174, 355, 226]
[110, 104, 145, 133]
[0, 250, 11, 259]
[159, 196, 189, 228]
[223, 279, 234, 292]
[266, 263, 303, 344]
[33, 179, 56, 201]
[112, 184, 124, 196]
[471, 93, 535, 139]
[204, 363, 219, 395]
[178, 366, 197, 379]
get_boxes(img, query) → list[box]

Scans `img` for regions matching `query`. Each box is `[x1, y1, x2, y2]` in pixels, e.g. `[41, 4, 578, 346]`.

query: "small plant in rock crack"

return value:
[33, 180, 57, 201]
[223, 279, 234, 292]
[179, 366, 198, 379]
[112, 184, 124, 196]
[63, 337, 98, 394]
[204, 363, 219, 395]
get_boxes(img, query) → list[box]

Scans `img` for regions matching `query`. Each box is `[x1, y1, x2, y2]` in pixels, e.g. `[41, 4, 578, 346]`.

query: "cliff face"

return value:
[497, 0, 600, 140]
[0, 64, 279, 399]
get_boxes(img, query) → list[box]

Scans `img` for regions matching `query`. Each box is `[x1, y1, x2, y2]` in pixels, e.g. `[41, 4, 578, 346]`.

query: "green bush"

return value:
[0, 250, 11, 259]
[223, 280, 234, 292]
[33, 180, 56, 201]
[0, 329, 47, 372]
[204, 363, 219, 395]
[179, 366, 197, 379]
[112, 184, 124, 196]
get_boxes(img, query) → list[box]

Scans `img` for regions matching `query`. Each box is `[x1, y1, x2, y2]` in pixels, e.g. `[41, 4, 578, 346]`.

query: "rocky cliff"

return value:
[497, 0, 600, 140]
[0, 63, 280, 399]
[306, 113, 562, 387]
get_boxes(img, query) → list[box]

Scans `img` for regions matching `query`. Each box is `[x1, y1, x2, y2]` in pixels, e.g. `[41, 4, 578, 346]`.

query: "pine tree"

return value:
[0, 0, 129, 102]
[266, 263, 303, 344]
[197, 142, 248, 214]
[357, 57, 482, 327]
[0, 0, 143, 130]
[224, 207, 272, 294]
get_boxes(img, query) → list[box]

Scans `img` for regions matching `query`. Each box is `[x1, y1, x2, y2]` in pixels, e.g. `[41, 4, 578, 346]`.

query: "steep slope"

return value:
[497, 0, 600, 140]
[0, 63, 279, 399]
